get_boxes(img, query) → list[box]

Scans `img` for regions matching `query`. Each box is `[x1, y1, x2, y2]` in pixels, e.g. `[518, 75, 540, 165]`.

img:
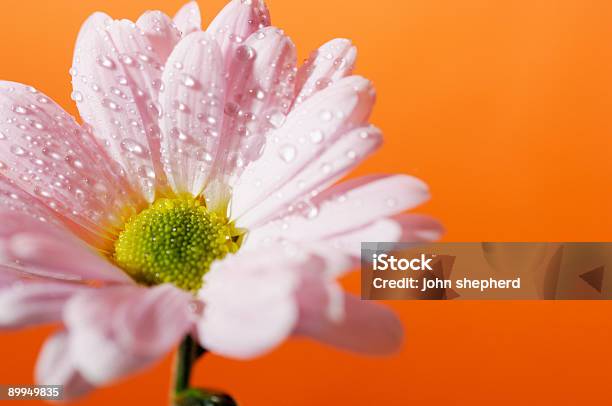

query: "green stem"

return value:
[171, 335, 206, 405]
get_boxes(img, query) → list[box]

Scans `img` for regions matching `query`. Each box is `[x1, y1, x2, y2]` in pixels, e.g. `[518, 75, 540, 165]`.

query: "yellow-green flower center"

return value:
[113, 197, 241, 292]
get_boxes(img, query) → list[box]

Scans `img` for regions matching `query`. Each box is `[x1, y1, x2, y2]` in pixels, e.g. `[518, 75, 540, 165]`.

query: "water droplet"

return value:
[195, 149, 213, 162]
[138, 53, 151, 62]
[12, 105, 28, 115]
[173, 100, 190, 113]
[279, 144, 297, 162]
[152, 79, 165, 91]
[11, 145, 26, 156]
[31, 121, 45, 130]
[171, 128, 192, 142]
[97, 55, 115, 69]
[181, 74, 197, 88]
[267, 111, 286, 128]
[71, 91, 83, 102]
[235, 45, 256, 61]
[119, 54, 134, 66]
[346, 149, 357, 159]
[320, 110, 333, 121]
[224, 102, 240, 117]
[309, 130, 324, 144]
[251, 88, 266, 100]
[138, 165, 156, 179]
[102, 98, 121, 111]
[386, 198, 397, 207]
[315, 78, 332, 90]
[173, 61, 184, 70]
[120, 139, 148, 157]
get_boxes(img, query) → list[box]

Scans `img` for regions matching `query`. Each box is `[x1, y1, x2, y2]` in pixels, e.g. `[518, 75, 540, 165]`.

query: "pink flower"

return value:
[0, 0, 442, 399]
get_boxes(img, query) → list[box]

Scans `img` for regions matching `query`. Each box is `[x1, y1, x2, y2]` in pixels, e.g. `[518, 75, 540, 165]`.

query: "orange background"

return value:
[1, 0, 612, 405]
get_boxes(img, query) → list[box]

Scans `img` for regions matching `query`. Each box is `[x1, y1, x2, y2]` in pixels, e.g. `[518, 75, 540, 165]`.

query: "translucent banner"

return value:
[361, 243, 612, 300]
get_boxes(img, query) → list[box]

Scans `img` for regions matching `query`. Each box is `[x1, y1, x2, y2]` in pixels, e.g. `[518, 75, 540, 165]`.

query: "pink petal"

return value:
[293, 215, 444, 266]
[159, 32, 225, 196]
[35, 331, 93, 400]
[173, 1, 202, 36]
[210, 27, 297, 191]
[0, 211, 130, 283]
[231, 76, 375, 221]
[206, 0, 271, 71]
[137, 10, 182, 63]
[0, 82, 140, 248]
[239, 125, 382, 227]
[64, 284, 192, 385]
[0, 174, 110, 250]
[294, 38, 357, 105]
[72, 12, 170, 202]
[296, 292, 403, 356]
[394, 214, 445, 242]
[197, 252, 314, 359]
[0, 282, 85, 329]
[0, 266, 21, 287]
[253, 175, 430, 242]
[0, 174, 61, 226]
[324, 219, 403, 258]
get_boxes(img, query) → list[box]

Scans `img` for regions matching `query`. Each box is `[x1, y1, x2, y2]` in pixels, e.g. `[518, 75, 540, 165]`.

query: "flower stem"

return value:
[171, 335, 206, 405]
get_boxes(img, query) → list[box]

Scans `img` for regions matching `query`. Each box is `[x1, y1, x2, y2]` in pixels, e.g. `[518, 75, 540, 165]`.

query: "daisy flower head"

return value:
[0, 0, 442, 400]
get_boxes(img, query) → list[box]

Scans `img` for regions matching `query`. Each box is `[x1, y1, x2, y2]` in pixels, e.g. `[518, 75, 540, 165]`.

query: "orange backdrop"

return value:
[1, 0, 611, 405]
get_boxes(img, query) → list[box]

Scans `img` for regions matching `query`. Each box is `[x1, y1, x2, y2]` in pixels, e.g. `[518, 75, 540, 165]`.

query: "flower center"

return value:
[113, 196, 241, 292]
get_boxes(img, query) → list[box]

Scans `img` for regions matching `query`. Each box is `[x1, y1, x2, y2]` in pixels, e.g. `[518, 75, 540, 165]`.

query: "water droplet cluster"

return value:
[113, 196, 241, 292]
[0, 83, 138, 235]
[71, 15, 176, 202]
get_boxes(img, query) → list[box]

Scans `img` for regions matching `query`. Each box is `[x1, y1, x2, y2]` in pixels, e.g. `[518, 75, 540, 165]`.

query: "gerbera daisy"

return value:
[0, 0, 442, 402]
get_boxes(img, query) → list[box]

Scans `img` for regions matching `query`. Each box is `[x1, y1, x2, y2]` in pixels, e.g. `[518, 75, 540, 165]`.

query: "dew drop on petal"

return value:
[102, 98, 121, 111]
[279, 145, 297, 162]
[11, 145, 26, 156]
[320, 110, 333, 121]
[138, 165, 156, 179]
[309, 130, 324, 144]
[195, 149, 213, 162]
[315, 78, 332, 90]
[97, 55, 115, 70]
[267, 111, 286, 128]
[12, 105, 28, 115]
[119, 54, 135, 66]
[181, 74, 197, 88]
[120, 139, 148, 157]
[224, 102, 239, 117]
[235, 45, 256, 61]
[71, 91, 84, 102]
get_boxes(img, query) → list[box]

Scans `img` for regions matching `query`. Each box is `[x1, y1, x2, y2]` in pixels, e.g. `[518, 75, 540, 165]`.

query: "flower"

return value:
[0, 0, 442, 399]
